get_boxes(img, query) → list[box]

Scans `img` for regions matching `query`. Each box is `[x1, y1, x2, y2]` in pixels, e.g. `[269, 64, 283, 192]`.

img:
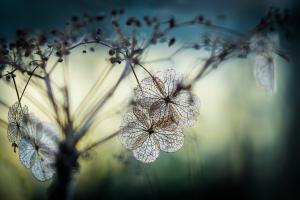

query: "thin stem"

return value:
[80, 130, 120, 155]
[62, 55, 72, 128]
[136, 62, 168, 97]
[73, 64, 113, 122]
[48, 61, 59, 75]
[129, 62, 142, 89]
[68, 40, 113, 51]
[136, 63, 154, 78]
[11, 74, 22, 108]
[75, 62, 129, 143]
[20, 65, 39, 101]
[24, 93, 57, 121]
[9, 62, 44, 79]
[43, 69, 62, 128]
[0, 69, 17, 79]
[6, 82, 55, 119]
[142, 45, 191, 64]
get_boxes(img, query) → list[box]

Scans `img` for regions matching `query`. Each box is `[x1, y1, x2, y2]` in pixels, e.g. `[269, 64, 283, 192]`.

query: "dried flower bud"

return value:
[168, 37, 176, 47]
[111, 9, 117, 16]
[169, 18, 176, 28]
[95, 14, 105, 21]
[71, 16, 79, 22]
[109, 49, 115, 56]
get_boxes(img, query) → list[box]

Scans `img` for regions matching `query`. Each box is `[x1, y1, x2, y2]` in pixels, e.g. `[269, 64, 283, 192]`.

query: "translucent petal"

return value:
[119, 122, 148, 150]
[18, 113, 59, 181]
[133, 106, 150, 128]
[21, 113, 40, 139]
[8, 102, 28, 124]
[7, 122, 21, 144]
[153, 77, 167, 97]
[135, 69, 199, 129]
[172, 91, 200, 127]
[155, 129, 184, 152]
[19, 137, 36, 169]
[133, 135, 160, 163]
[254, 54, 275, 94]
[7, 102, 29, 144]
[36, 122, 59, 154]
[149, 101, 168, 121]
[31, 158, 55, 181]
[156, 69, 181, 96]
[155, 116, 178, 132]
[135, 76, 164, 103]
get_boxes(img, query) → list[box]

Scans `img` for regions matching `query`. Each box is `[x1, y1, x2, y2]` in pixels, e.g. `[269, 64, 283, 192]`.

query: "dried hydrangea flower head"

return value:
[119, 105, 184, 163]
[19, 113, 59, 181]
[250, 34, 279, 94]
[135, 69, 199, 128]
[7, 102, 29, 152]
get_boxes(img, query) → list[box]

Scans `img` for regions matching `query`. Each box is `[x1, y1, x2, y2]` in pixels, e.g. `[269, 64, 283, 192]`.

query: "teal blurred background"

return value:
[0, 0, 299, 199]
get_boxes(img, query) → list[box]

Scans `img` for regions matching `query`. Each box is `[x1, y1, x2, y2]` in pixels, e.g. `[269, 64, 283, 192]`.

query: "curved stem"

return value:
[20, 65, 39, 101]
[74, 61, 129, 143]
[80, 130, 120, 155]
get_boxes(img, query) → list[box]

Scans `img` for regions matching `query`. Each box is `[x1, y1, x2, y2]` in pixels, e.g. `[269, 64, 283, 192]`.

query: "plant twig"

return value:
[80, 130, 120, 155]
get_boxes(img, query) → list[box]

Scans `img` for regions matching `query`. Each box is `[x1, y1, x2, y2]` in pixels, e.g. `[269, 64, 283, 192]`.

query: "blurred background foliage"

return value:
[0, 0, 298, 199]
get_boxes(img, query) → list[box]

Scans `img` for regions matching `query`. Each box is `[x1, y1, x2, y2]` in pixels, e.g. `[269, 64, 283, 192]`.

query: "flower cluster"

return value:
[119, 69, 199, 163]
[7, 102, 59, 181]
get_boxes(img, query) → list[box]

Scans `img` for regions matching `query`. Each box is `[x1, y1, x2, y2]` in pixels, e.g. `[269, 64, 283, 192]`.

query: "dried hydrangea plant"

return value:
[0, 7, 290, 200]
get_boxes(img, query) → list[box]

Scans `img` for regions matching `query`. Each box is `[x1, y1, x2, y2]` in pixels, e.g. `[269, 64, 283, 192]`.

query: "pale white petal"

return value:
[36, 122, 59, 155]
[156, 69, 181, 96]
[21, 113, 39, 139]
[172, 91, 200, 127]
[254, 54, 275, 94]
[7, 122, 20, 144]
[18, 113, 59, 181]
[8, 102, 28, 124]
[119, 122, 148, 150]
[7, 102, 29, 144]
[135, 76, 164, 104]
[31, 158, 55, 181]
[19, 137, 36, 169]
[149, 100, 168, 122]
[133, 135, 160, 163]
[155, 129, 184, 153]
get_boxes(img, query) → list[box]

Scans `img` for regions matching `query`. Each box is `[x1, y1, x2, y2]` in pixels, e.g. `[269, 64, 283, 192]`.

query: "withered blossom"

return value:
[19, 113, 59, 181]
[7, 102, 29, 151]
[135, 69, 199, 128]
[119, 105, 184, 163]
[250, 34, 279, 94]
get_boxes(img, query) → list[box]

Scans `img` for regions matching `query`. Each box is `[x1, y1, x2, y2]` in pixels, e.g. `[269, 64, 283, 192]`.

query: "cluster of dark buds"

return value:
[119, 69, 199, 163]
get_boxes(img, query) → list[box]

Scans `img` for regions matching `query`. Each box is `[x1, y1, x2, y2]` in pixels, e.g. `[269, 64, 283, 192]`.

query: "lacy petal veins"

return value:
[119, 105, 184, 163]
[19, 113, 59, 181]
[7, 102, 28, 148]
[135, 69, 199, 128]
